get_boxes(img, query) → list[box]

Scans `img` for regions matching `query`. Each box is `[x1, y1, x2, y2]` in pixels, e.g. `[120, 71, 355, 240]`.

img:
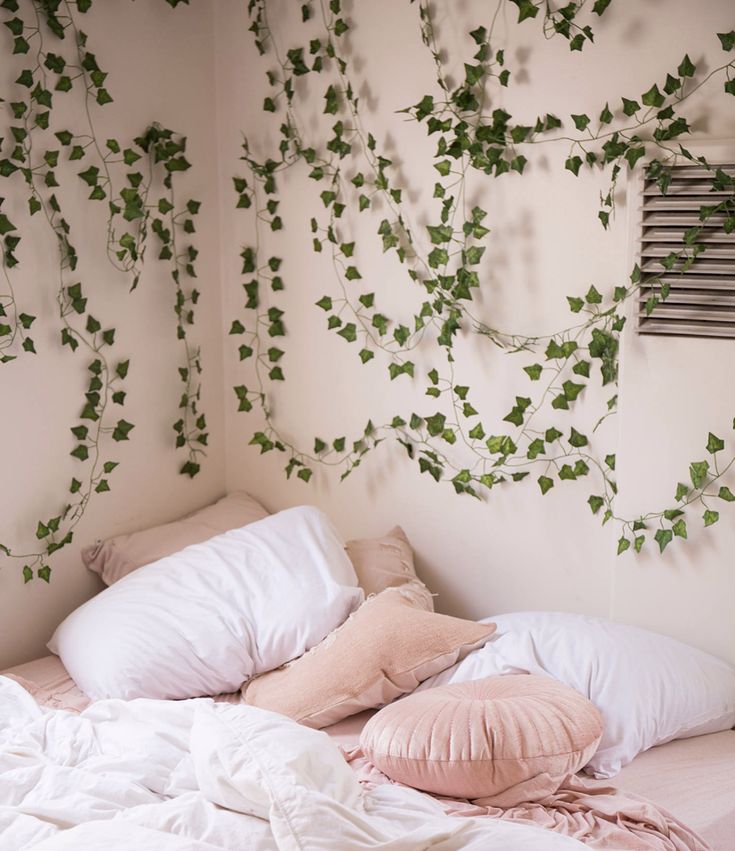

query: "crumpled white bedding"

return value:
[0, 676, 585, 851]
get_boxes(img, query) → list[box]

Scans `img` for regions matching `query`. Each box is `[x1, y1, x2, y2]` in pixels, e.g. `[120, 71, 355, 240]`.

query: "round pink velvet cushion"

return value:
[360, 674, 603, 806]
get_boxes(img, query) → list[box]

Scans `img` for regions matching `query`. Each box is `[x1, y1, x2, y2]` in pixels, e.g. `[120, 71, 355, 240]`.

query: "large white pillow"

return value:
[49, 506, 363, 700]
[417, 611, 735, 778]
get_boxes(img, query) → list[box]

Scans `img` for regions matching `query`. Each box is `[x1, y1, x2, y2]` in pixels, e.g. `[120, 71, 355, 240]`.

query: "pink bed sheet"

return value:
[2, 654, 245, 711]
[344, 748, 708, 851]
[4, 656, 728, 851]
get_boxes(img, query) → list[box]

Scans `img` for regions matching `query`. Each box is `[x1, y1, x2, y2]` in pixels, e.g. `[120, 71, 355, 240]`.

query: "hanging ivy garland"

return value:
[0, 0, 206, 582]
[2, 0, 734, 584]
[230, 0, 735, 556]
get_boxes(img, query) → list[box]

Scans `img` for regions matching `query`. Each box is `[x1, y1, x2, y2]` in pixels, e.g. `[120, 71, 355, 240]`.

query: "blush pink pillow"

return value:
[243, 586, 494, 728]
[360, 675, 603, 806]
[82, 491, 270, 585]
[345, 526, 428, 601]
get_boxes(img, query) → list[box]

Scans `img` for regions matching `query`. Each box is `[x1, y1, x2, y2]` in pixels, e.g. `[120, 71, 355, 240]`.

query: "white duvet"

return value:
[0, 676, 585, 851]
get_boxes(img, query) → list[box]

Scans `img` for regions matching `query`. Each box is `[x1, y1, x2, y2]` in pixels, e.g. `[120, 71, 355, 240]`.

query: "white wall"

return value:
[215, 0, 735, 663]
[0, 1, 225, 669]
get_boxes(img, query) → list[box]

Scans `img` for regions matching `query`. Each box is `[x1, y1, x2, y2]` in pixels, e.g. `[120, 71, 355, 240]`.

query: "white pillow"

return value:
[49, 506, 363, 700]
[417, 611, 735, 778]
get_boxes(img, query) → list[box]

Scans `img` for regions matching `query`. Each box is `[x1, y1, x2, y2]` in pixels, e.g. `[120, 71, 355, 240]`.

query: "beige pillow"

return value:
[242, 586, 496, 728]
[82, 491, 270, 585]
[345, 526, 427, 599]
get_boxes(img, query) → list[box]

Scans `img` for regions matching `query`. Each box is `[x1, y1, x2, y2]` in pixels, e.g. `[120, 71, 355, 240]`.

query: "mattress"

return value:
[4, 656, 735, 851]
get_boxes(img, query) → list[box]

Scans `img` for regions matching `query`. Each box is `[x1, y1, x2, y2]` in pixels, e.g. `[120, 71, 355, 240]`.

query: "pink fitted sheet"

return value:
[606, 731, 735, 851]
[4, 656, 734, 850]
[2, 654, 373, 733]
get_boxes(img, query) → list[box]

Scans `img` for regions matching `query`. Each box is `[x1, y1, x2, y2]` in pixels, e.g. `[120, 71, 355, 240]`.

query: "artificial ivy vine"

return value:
[230, 0, 735, 556]
[0, 0, 206, 582]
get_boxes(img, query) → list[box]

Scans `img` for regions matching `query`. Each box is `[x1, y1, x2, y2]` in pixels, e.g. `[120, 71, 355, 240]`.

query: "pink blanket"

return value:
[344, 748, 709, 851]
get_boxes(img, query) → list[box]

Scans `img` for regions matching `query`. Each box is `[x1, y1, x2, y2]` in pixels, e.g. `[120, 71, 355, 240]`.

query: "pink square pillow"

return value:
[360, 674, 603, 807]
[82, 491, 270, 585]
[243, 586, 493, 727]
[345, 526, 427, 600]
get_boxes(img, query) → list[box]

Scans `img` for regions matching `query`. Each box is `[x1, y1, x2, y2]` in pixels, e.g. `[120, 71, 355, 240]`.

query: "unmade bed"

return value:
[5, 654, 735, 851]
[3, 500, 734, 851]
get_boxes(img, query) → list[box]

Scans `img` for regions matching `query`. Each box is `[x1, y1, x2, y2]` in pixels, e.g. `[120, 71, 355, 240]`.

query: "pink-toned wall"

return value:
[214, 0, 735, 664]
[2, 0, 733, 670]
[0, 1, 225, 669]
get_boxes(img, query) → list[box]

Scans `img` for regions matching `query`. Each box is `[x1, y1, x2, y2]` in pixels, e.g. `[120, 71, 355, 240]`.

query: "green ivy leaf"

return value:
[524, 363, 543, 380]
[427, 224, 452, 244]
[571, 113, 590, 131]
[663, 74, 681, 95]
[527, 438, 545, 459]
[588, 495, 604, 514]
[180, 461, 201, 478]
[315, 296, 333, 312]
[511, 0, 539, 23]
[425, 413, 446, 437]
[323, 85, 338, 114]
[297, 467, 312, 483]
[565, 155, 583, 176]
[654, 528, 673, 553]
[70, 444, 89, 461]
[717, 31, 735, 52]
[112, 419, 135, 441]
[592, 0, 611, 13]
[344, 265, 361, 280]
[706, 432, 725, 453]
[678, 54, 696, 76]
[562, 380, 585, 402]
[689, 460, 709, 489]
[544, 427, 562, 443]
[569, 427, 588, 447]
[428, 247, 449, 268]
[672, 518, 687, 538]
[486, 434, 517, 455]
[464, 246, 485, 265]
[585, 285, 602, 304]
[538, 475, 554, 495]
[78, 165, 99, 186]
[641, 83, 665, 108]
[703, 509, 720, 526]
[337, 322, 357, 342]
